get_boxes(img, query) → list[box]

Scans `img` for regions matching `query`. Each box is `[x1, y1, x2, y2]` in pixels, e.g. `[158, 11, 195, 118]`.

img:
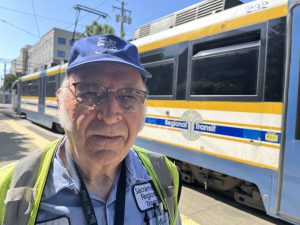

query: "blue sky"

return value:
[0, 0, 252, 80]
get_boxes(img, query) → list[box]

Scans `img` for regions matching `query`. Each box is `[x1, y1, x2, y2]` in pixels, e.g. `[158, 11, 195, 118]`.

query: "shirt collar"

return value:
[125, 148, 151, 183]
[42, 137, 78, 200]
[42, 136, 151, 201]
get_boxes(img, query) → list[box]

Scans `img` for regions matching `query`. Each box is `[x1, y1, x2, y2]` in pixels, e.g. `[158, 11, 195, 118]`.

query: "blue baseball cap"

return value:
[66, 34, 151, 80]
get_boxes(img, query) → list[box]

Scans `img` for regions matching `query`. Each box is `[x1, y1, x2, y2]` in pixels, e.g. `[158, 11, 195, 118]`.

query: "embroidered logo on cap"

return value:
[96, 36, 118, 50]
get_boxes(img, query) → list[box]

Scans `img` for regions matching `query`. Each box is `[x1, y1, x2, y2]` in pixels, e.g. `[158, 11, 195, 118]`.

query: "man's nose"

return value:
[97, 94, 122, 124]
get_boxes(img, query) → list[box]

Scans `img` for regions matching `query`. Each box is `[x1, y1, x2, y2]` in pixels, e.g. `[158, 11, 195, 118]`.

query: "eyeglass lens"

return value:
[72, 83, 147, 111]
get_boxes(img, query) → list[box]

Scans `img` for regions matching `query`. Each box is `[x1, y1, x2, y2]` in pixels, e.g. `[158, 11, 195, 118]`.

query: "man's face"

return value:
[57, 63, 146, 167]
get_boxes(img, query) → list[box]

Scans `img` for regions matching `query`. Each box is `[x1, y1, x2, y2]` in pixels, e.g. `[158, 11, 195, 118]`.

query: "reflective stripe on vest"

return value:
[1, 139, 61, 225]
[133, 145, 179, 225]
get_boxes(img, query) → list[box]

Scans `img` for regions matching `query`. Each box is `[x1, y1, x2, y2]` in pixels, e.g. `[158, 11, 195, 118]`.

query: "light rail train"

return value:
[11, 64, 66, 133]
[11, 0, 300, 223]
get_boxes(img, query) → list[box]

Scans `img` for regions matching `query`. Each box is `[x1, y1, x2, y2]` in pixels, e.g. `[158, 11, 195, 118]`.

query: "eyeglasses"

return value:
[67, 82, 148, 111]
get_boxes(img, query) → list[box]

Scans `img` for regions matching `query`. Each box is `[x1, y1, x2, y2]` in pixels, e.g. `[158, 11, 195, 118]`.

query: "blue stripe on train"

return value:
[46, 105, 58, 109]
[145, 117, 281, 144]
[22, 102, 38, 106]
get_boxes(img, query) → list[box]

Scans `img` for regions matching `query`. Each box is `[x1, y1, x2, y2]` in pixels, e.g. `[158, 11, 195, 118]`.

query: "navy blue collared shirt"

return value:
[36, 138, 181, 225]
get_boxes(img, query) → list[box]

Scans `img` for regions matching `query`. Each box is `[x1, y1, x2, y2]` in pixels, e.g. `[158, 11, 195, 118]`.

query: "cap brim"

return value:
[67, 56, 152, 78]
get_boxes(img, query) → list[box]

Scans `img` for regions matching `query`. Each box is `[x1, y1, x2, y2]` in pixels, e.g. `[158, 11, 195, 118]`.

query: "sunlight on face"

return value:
[56, 63, 147, 168]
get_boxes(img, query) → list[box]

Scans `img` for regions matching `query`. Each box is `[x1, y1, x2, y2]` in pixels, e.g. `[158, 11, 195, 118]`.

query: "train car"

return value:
[131, 0, 300, 224]
[17, 64, 67, 133]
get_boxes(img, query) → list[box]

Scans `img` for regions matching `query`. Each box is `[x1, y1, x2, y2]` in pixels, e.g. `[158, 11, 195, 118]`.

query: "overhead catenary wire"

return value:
[1, 57, 58, 68]
[1, 0, 113, 75]
[0, 5, 74, 25]
[0, 57, 49, 74]
[0, 58, 12, 63]
[31, 0, 41, 37]
[65, 0, 112, 33]
[0, 1, 118, 41]
[72, 4, 110, 41]
[0, 17, 54, 58]
[0, 0, 112, 46]
[9, 60, 45, 67]
[76, 15, 104, 39]
[3, 0, 113, 63]
[0, 4, 87, 62]
[0, 18, 40, 39]
[72, 9, 81, 41]
[0, 18, 67, 74]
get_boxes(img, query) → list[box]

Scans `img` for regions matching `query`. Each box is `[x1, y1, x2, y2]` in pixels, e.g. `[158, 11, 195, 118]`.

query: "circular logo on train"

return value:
[181, 110, 203, 141]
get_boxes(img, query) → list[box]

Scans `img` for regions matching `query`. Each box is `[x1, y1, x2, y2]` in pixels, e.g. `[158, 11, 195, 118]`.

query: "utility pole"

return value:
[113, 1, 132, 38]
[3, 63, 6, 103]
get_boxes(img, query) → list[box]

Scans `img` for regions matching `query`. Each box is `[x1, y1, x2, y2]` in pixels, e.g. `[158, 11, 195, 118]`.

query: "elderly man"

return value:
[0, 34, 181, 225]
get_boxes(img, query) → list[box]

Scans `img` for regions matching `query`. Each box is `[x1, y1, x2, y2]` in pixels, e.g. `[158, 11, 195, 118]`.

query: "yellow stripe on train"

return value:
[21, 73, 40, 81]
[21, 96, 39, 100]
[146, 100, 283, 115]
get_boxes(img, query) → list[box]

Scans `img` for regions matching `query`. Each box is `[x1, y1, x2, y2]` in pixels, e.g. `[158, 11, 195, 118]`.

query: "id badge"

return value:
[133, 182, 158, 211]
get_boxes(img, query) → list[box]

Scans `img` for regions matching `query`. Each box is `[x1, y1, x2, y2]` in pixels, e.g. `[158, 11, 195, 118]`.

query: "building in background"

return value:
[10, 28, 80, 75]
[10, 45, 31, 75]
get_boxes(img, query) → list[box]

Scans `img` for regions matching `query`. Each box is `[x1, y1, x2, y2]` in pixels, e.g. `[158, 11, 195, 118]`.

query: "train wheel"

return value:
[20, 112, 26, 119]
[233, 182, 265, 211]
[53, 123, 64, 134]
[189, 164, 241, 191]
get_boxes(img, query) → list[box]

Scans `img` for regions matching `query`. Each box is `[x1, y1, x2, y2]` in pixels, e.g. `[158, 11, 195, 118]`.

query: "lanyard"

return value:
[65, 145, 127, 225]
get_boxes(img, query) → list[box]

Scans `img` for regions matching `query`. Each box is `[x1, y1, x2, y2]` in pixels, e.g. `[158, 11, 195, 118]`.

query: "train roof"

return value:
[21, 71, 41, 82]
[132, 0, 287, 53]
[20, 63, 68, 81]
[45, 63, 67, 76]
[133, 0, 243, 39]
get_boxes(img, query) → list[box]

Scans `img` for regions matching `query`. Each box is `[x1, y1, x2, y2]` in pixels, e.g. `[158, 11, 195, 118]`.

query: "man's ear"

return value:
[56, 88, 62, 109]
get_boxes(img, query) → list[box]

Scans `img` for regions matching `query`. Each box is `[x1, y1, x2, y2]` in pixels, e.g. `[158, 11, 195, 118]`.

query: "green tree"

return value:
[84, 21, 115, 37]
[3, 72, 22, 92]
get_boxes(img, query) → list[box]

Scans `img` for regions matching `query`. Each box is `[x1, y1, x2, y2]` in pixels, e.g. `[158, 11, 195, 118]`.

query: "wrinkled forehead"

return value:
[67, 63, 145, 90]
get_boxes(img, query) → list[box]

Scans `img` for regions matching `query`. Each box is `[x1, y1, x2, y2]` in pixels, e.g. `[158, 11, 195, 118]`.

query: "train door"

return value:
[38, 74, 45, 116]
[11, 80, 20, 113]
[278, 0, 300, 223]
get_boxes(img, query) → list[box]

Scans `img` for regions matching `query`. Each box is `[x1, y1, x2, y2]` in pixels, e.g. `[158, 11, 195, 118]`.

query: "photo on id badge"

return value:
[133, 182, 169, 225]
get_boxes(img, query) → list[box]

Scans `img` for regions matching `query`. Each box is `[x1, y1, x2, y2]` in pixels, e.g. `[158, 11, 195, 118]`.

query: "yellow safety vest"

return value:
[0, 139, 180, 225]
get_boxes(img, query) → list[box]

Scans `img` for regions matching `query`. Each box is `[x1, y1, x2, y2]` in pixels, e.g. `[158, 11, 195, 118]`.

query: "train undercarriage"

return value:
[176, 160, 265, 211]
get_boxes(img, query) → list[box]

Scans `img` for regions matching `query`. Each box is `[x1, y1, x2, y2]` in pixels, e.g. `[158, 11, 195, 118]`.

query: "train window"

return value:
[140, 46, 176, 64]
[264, 18, 286, 102]
[24, 79, 39, 96]
[143, 60, 174, 96]
[21, 81, 27, 96]
[46, 76, 57, 97]
[190, 42, 259, 96]
[193, 30, 260, 54]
